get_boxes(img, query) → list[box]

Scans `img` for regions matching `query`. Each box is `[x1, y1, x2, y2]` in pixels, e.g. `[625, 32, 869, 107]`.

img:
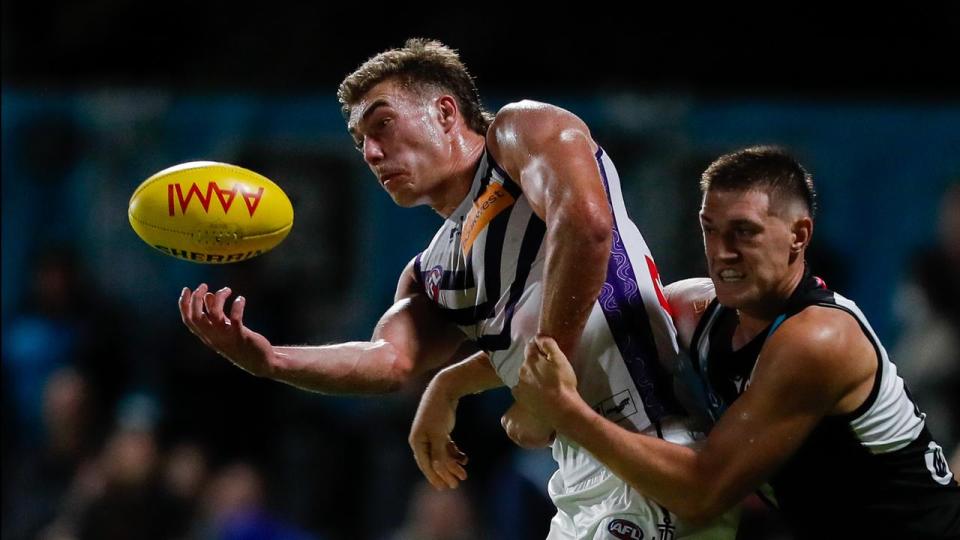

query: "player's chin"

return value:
[389, 194, 418, 208]
[713, 281, 753, 308]
[386, 187, 422, 208]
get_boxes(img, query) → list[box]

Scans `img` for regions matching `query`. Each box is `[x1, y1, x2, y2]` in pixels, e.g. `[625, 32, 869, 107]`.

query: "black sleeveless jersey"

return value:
[684, 270, 960, 539]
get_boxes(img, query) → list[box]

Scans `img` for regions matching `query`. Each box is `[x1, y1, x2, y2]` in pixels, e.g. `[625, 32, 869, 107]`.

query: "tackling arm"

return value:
[515, 308, 874, 524]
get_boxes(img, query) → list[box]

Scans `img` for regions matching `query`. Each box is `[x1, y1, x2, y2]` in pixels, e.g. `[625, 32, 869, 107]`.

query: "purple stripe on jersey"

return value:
[595, 149, 678, 423]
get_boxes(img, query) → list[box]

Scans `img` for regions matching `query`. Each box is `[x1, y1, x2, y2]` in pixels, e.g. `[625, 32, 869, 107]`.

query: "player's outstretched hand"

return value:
[409, 376, 468, 490]
[512, 335, 581, 428]
[178, 284, 276, 377]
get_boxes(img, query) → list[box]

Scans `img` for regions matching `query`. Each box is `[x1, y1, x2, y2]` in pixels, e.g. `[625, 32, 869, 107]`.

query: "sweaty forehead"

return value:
[347, 80, 420, 131]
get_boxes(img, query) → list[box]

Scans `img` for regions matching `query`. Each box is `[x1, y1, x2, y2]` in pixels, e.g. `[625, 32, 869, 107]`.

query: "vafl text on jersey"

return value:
[686, 270, 960, 538]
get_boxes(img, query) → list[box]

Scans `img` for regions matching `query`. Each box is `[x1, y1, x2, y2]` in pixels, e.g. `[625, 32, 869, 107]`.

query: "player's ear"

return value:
[791, 216, 813, 254]
[436, 95, 458, 132]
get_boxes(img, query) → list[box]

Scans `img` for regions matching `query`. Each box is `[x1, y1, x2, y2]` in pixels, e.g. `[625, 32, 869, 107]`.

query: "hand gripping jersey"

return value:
[684, 269, 960, 539]
[414, 147, 683, 475]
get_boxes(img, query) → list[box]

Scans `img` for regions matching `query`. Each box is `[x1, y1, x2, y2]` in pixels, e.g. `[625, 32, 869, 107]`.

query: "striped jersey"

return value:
[414, 147, 682, 441]
[685, 270, 960, 538]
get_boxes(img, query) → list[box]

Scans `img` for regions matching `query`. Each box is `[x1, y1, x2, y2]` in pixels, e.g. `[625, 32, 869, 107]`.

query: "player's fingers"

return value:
[179, 287, 194, 326]
[517, 362, 535, 387]
[535, 335, 563, 361]
[446, 439, 468, 466]
[443, 457, 467, 482]
[428, 436, 460, 488]
[191, 283, 209, 324]
[412, 440, 446, 490]
[431, 456, 460, 489]
[205, 287, 232, 325]
[441, 440, 467, 481]
[524, 338, 540, 363]
[203, 293, 217, 323]
[229, 296, 246, 330]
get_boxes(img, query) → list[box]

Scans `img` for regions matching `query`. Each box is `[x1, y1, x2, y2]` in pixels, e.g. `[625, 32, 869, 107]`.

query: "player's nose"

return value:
[363, 138, 385, 164]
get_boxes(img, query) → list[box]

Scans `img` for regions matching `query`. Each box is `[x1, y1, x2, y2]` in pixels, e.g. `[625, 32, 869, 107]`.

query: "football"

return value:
[128, 161, 294, 263]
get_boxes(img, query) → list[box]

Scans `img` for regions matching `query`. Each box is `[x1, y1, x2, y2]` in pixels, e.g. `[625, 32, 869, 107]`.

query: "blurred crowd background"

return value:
[3, 6, 959, 540]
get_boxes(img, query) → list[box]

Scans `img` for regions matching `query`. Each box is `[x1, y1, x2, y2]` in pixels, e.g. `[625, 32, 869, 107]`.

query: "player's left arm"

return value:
[487, 101, 611, 360]
[514, 307, 876, 524]
[409, 351, 503, 490]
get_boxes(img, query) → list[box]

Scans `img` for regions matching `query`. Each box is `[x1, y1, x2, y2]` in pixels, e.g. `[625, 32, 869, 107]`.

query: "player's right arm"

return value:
[178, 257, 467, 394]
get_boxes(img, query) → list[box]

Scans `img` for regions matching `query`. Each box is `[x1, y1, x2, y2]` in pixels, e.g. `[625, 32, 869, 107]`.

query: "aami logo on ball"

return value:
[167, 182, 265, 217]
[608, 519, 644, 540]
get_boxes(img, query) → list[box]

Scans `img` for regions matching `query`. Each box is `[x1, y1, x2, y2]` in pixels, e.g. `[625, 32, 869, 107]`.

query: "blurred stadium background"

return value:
[3, 5, 958, 540]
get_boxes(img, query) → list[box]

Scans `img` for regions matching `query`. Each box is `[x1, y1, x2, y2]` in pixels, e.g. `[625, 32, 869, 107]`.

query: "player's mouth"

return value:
[379, 172, 405, 187]
[717, 269, 746, 282]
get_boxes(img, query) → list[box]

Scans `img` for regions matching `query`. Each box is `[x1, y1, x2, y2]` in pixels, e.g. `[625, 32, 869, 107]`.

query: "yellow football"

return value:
[128, 161, 294, 263]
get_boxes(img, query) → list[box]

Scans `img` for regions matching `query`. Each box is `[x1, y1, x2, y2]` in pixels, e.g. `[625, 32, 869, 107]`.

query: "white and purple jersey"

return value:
[413, 146, 740, 538]
[414, 147, 682, 437]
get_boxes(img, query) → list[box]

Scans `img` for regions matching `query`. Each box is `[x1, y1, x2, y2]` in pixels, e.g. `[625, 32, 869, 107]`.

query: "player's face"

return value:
[347, 79, 452, 207]
[700, 189, 798, 313]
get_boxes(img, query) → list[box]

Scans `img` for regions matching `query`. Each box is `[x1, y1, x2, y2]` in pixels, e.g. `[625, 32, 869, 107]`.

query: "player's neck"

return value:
[429, 131, 486, 217]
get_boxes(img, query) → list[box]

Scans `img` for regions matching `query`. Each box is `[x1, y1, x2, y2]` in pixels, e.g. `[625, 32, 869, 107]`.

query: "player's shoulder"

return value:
[664, 278, 716, 349]
[772, 305, 866, 354]
[664, 278, 716, 308]
[487, 101, 595, 176]
[395, 255, 423, 302]
[763, 305, 875, 391]
[487, 100, 591, 146]
[493, 99, 578, 122]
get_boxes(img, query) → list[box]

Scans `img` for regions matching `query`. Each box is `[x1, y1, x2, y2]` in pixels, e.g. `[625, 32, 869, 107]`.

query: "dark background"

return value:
[3, 4, 959, 540]
[4, 3, 959, 96]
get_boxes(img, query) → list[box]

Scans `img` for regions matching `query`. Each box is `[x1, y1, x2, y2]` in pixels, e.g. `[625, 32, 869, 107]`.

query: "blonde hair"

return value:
[338, 38, 494, 134]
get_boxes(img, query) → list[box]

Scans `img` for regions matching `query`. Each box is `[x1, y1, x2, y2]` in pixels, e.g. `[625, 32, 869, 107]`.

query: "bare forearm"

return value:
[432, 352, 503, 402]
[270, 340, 411, 394]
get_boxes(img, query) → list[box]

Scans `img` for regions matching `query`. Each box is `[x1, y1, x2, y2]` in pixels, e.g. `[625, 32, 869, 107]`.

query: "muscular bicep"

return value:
[696, 365, 825, 509]
[693, 316, 854, 512]
[372, 258, 470, 377]
[487, 102, 604, 221]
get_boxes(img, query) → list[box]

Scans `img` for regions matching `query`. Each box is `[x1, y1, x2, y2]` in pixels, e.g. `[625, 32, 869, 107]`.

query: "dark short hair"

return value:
[700, 146, 817, 216]
[337, 38, 494, 135]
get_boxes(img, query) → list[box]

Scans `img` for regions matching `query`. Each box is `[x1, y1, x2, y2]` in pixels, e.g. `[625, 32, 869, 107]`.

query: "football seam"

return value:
[128, 212, 293, 238]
